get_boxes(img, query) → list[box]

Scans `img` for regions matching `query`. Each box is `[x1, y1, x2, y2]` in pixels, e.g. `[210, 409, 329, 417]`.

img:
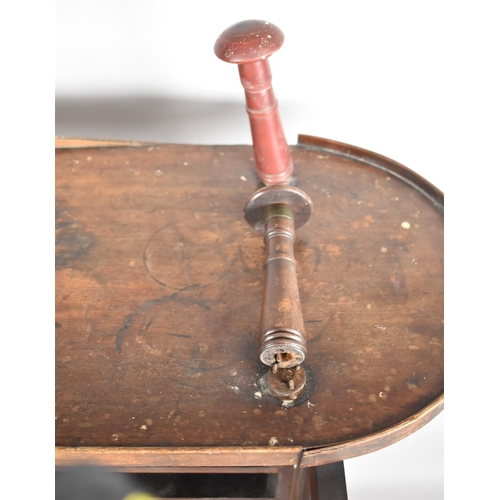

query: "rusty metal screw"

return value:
[214, 20, 293, 185]
[266, 363, 307, 401]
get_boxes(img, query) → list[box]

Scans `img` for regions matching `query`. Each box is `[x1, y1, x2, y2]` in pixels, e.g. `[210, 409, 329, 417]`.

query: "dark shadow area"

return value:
[130, 472, 277, 498]
[55, 95, 252, 145]
[55, 467, 277, 499]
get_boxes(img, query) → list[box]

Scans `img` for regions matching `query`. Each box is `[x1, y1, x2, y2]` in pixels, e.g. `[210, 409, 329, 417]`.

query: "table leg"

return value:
[308, 462, 348, 500]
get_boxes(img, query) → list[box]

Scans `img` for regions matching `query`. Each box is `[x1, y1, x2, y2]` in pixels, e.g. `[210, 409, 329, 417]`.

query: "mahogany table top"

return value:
[55, 135, 443, 469]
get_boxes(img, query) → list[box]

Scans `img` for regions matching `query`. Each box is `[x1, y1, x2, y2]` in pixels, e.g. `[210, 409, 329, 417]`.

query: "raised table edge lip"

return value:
[55, 395, 443, 470]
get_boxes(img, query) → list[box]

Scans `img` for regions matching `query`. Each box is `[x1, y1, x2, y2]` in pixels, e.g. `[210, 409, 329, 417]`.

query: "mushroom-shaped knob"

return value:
[214, 20, 284, 64]
[214, 20, 293, 185]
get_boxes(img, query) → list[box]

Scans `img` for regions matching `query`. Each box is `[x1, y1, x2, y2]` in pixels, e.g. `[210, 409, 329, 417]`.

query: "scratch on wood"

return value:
[115, 291, 210, 353]
[142, 224, 168, 287]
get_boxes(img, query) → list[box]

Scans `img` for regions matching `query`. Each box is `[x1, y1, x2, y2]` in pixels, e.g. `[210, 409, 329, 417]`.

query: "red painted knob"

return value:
[215, 20, 293, 185]
[214, 20, 284, 64]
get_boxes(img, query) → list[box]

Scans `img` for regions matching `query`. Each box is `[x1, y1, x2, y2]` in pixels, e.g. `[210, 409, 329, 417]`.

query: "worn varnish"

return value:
[55, 136, 443, 465]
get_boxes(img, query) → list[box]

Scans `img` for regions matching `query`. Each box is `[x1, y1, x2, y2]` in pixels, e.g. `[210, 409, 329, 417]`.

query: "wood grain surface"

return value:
[55, 137, 443, 465]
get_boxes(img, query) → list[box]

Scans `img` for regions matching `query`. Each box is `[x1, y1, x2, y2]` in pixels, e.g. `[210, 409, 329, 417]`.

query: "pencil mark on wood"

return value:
[144, 221, 228, 289]
[143, 225, 168, 287]
[116, 291, 211, 353]
[172, 222, 191, 286]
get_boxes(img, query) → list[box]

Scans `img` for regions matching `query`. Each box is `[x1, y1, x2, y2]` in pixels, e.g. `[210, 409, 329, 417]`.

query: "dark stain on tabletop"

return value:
[56, 215, 94, 269]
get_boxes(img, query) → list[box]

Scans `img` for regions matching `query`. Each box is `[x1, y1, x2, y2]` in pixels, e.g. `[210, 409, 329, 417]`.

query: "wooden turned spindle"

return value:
[245, 185, 312, 400]
[214, 20, 293, 185]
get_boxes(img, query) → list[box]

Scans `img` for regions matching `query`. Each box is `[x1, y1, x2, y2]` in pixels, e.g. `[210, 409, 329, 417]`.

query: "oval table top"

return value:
[55, 134, 443, 469]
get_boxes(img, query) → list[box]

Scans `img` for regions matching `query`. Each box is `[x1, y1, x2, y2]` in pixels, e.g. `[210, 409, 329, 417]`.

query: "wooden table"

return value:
[55, 134, 443, 499]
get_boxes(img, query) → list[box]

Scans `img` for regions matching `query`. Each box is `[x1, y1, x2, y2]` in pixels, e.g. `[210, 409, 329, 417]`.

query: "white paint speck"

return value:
[254, 391, 262, 399]
[401, 221, 411, 229]
[230, 385, 240, 393]
[240, 175, 247, 181]
[140, 425, 147, 430]
[269, 436, 278, 446]
[381, 246, 388, 253]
